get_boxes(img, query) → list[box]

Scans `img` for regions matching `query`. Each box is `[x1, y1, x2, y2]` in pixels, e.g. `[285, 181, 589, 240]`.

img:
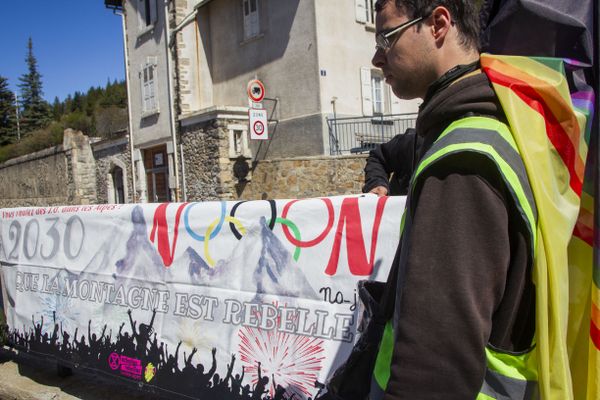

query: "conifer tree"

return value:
[52, 96, 63, 121]
[18, 37, 51, 133]
[0, 75, 17, 145]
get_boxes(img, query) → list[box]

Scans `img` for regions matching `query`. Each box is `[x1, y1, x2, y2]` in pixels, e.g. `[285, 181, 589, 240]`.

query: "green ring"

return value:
[268, 217, 302, 261]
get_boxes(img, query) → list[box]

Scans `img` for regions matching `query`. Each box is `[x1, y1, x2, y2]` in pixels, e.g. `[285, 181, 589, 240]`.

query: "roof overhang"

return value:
[104, 0, 123, 12]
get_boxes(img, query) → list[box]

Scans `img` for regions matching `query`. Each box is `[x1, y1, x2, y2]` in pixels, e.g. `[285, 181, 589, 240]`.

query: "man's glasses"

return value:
[375, 16, 425, 51]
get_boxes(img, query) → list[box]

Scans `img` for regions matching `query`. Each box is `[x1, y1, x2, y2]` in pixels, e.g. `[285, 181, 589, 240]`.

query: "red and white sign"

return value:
[249, 108, 268, 140]
[247, 79, 265, 103]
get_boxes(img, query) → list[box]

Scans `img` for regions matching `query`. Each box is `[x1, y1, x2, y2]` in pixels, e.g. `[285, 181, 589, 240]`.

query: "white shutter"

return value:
[361, 67, 373, 116]
[140, 64, 147, 112]
[355, 0, 367, 23]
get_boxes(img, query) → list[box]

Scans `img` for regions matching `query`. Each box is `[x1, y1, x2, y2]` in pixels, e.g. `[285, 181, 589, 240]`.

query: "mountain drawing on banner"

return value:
[186, 217, 318, 300]
[114, 206, 166, 282]
[41, 267, 81, 332]
[186, 247, 212, 285]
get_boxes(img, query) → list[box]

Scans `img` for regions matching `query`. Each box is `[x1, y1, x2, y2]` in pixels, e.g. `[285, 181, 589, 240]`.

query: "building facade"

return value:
[106, 0, 419, 203]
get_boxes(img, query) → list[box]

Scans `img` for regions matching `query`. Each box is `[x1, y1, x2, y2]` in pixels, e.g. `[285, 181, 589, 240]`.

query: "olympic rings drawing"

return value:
[204, 216, 246, 267]
[270, 217, 302, 262]
[184, 201, 227, 241]
[229, 200, 277, 240]
[183, 199, 328, 267]
[281, 198, 334, 247]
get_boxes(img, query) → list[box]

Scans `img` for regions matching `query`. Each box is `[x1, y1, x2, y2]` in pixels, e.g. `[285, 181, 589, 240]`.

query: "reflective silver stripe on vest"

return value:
[420, 127, 537, 246]
[369, 374, 386, 400]
[480, 368, 539, 400]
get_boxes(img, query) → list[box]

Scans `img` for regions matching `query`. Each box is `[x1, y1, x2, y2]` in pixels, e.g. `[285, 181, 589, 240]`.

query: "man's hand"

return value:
[369, 186, 388, 197]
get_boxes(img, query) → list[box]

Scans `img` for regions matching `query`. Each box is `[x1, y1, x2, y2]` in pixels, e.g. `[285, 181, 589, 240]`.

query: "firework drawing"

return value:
[238, 317, 325, 399]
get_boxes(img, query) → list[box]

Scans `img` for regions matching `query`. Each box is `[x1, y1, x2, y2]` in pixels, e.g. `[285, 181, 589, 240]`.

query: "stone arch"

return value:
[107, 157, 129, 204]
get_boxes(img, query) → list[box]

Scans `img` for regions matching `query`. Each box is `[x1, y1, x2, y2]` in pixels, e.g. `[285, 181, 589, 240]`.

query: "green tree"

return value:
[51, 96, 64, 121]
[0, 76, 17, 145]
[18, 37, 51, 134]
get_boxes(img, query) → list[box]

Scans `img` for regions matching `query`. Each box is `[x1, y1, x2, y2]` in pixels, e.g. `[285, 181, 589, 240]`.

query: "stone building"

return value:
[100, 0, 419, 203]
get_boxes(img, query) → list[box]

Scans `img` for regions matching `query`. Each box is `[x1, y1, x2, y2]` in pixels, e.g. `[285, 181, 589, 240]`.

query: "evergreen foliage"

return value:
[18, 37, 51, 134]
[0, 75, 17, 146]
[0, 77, 128, 163]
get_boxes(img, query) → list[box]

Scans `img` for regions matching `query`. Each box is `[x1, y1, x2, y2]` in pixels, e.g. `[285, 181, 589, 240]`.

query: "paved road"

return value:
[0, 347, 167, 400]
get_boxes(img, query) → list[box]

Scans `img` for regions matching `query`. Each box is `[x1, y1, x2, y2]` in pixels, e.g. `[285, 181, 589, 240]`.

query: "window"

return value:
[141, 57, 159, 114]
[361, 67, 389, 116]
[372, 73, 384, 114]
[138, 0, 157, 30]
[356, 0, 376, 24]
[243, 0, 260, 40]
[228, 124, 252, 159]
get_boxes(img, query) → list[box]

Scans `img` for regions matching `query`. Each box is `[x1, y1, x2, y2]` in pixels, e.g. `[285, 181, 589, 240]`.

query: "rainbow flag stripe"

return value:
[481, 54, 598, 400]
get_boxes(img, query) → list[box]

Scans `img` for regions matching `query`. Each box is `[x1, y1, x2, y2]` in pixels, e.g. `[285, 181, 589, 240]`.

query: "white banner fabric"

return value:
[0, 195, 405, 399]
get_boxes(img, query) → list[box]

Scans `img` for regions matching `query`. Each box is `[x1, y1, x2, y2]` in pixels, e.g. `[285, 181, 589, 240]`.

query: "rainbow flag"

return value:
[481, 54, 597, 399]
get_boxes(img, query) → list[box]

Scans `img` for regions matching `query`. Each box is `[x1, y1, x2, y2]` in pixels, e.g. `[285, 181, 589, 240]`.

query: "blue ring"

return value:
[184, 201, 226, 241]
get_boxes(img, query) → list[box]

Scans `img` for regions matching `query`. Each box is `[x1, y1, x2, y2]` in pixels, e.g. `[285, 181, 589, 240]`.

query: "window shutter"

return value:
[140, 64, 147, 112]
[149, 57, 158, 111]
[361, 67, 373, 116]
[355, 0, 367, 23]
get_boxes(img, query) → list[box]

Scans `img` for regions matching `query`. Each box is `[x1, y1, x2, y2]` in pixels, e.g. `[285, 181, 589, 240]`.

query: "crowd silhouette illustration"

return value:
[5, 309, 325, 400]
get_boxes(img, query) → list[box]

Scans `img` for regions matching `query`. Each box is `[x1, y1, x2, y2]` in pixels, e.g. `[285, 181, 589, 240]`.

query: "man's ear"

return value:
[430, 6, 452, 43]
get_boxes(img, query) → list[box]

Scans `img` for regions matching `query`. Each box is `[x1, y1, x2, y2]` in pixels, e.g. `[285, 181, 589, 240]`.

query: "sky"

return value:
[0, 1, 125, 103]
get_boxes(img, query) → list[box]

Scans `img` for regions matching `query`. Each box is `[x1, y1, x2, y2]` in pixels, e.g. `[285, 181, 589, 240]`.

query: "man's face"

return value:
[372, 2, 435, 100]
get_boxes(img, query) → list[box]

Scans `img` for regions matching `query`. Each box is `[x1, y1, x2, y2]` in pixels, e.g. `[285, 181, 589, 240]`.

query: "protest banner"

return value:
[0, 195, 404, 399]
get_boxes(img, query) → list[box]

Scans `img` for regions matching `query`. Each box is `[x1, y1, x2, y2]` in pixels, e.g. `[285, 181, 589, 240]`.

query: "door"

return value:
[143, 145, 170, 203]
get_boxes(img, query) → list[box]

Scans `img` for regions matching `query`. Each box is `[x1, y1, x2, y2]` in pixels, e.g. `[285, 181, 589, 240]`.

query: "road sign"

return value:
[249, 108, 268, 140]
[247, 79, 265, 103]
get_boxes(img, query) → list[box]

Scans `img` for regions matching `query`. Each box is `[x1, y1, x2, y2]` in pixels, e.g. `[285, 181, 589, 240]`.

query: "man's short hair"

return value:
[375, 0, 480, 51]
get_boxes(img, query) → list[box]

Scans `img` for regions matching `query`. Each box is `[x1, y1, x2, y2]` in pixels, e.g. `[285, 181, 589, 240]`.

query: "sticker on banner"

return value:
[249, 108, 269, 140]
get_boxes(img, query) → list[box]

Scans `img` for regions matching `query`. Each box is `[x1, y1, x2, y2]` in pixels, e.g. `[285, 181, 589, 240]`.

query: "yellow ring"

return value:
[204, 216, 247, 267]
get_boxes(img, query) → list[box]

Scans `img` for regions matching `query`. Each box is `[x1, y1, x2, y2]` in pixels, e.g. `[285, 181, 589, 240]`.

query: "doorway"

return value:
[143, 145, 170, 202]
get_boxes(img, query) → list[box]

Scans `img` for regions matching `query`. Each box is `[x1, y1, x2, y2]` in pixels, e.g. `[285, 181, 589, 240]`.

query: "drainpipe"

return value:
[164, 0, 181, 202]
[113, 7, 137, 203]
[180, 143, 187, 201]
[168, 0, 210, 45]
[165, 0, 212, 201]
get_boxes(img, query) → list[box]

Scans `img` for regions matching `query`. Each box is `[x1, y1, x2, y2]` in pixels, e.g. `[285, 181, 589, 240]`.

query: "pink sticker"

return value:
[107, 352, 142, 380]
[108, 352, 120, 370]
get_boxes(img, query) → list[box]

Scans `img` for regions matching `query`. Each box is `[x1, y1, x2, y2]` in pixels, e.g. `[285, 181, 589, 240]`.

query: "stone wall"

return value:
[92, 135, 133, 204]
[180, 119, 231, 201]
[234, 154, 367, 200]
[63, 130, 97, 205]
[0, 124, 369, 208]
[180, 118, 368, 201]
[0, 130, 97, 208]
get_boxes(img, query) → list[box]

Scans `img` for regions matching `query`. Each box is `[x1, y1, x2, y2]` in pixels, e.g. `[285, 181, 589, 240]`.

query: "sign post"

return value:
[249, 108, 268, 140]
[247, 79, 265, 105]
[247, 79, 268, 140]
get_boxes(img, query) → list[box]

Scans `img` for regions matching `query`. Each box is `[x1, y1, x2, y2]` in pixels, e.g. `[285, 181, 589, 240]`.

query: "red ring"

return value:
[281, 198, 334, 247]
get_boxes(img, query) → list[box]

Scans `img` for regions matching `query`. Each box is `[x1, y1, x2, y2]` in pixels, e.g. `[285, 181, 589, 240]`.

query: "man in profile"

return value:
[354, 1, 540, 398]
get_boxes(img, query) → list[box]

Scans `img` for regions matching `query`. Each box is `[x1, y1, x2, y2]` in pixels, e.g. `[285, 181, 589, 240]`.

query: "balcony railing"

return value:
[327, 113, 417, 155]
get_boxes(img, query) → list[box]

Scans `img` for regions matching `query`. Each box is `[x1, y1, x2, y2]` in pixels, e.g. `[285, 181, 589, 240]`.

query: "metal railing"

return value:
[327, 113, 417, 155]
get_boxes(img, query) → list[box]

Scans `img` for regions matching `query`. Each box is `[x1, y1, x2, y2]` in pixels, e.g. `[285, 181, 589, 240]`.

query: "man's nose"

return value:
[372, 48, 385, 68]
